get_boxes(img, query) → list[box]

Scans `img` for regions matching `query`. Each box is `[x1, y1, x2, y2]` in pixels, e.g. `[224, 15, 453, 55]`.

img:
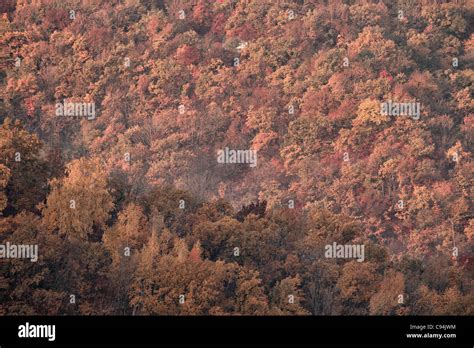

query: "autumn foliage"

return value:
[0, 0, 472, 315]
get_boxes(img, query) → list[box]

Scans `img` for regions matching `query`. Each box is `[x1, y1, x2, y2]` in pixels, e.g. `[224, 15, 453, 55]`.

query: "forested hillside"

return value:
[0, 0, 473, 315]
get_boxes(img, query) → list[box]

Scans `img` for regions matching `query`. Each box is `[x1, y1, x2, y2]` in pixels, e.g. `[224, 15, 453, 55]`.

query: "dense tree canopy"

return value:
[0, 0, 472, 315]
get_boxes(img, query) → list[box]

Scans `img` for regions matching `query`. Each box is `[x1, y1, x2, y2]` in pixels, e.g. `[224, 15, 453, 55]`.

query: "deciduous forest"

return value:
[0, 0, 473, 315]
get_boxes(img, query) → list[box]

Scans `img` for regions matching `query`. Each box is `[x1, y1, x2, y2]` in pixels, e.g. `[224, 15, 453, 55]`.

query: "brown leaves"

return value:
[41, 157, 113, 242]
